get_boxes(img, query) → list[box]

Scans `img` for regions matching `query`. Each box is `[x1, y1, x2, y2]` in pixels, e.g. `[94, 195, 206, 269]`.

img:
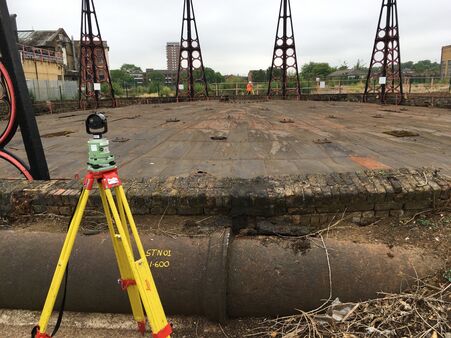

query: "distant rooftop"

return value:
[328, 68, 367, 78]
[17, 28, 70, 48]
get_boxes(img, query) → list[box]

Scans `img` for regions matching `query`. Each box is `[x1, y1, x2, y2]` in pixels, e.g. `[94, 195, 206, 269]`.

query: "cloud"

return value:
[9, 0, 451, 75]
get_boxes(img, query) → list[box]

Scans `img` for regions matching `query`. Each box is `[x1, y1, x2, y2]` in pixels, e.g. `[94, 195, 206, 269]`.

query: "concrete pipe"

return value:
[0, 230, 442, 322]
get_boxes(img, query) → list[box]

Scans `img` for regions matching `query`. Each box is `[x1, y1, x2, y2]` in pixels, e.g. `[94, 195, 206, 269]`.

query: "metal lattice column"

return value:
[176, 0, 208, 100]
[364, 0, 404, 104]
[79, 0, 115, 109]
[267, 0, 301, 99]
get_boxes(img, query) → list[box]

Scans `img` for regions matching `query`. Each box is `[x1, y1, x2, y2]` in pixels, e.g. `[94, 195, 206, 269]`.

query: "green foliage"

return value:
[120, 64, 143, 74]
[148, 82, 161, 94]
[402, 60, 441, 76]
[203, 67, 225, 83]
[301, 62, 337, 80]
[110, 69, 133, 84]
[147, 70, 165, 85]
[225, 75, 247, 83]
[160, 86, 174, 97]
[250, 69, 268, 82]
[338, 62, 348, 71]
[416, 217, 432, 227]
[112, 82, 123, 96]
[444, 269, 451, 283]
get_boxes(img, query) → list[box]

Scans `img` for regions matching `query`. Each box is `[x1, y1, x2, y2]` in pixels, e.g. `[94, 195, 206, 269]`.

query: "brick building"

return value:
[441, 45, 451, 79]
[166, 42, 180, 72]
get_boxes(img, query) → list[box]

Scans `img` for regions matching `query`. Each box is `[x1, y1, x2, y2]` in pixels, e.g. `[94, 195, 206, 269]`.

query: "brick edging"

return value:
[0, 168, 449, 226]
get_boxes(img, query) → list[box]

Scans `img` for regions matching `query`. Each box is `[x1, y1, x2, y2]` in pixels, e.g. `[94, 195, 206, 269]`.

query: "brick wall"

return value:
[1, 168, 449, 228]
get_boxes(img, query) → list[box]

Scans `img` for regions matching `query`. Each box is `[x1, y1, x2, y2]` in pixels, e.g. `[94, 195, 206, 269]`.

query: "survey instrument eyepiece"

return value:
[86, 112, 108, 137]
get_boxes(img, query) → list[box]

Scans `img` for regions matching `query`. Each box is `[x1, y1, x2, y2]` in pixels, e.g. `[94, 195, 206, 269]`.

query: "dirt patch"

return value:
[41, 131, 74, 138]
[58, 114, 77, 119]
[211, 136, 227, 141]
[313, 138, 332, 144]
[383, 130, 420, 137]
[111, 115, 141, 122]
[111, 137, 129, 143]
[325, 210, 451, 263]
[290, 238, 311, 255]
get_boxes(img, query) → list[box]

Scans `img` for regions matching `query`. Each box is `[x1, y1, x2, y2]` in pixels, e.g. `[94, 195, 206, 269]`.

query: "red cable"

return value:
[0, 150, 33, 181]
[0, 62, 17, 146]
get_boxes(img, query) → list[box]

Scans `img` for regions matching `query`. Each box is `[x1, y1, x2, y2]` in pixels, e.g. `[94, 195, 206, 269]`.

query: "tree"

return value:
[147, 70, 165, 84]
[402, 61, 414, 70]
[110, 69, 133, 84]
[193, 67, 225, 84]
[301, 62, 336, 80]
[411, 60, 440, 76]
[120, 64, 143, 74]
[250, 69, 267, 82]
[338, 62, 348, 71]
[400, 60, 440, 76]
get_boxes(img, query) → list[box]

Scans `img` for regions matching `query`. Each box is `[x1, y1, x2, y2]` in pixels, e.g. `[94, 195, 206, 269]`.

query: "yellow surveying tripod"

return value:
[33, 113, 172, 338]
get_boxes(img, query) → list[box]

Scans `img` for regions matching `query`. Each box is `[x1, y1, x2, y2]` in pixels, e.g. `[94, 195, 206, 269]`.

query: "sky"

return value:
[9, 0, 451, 75]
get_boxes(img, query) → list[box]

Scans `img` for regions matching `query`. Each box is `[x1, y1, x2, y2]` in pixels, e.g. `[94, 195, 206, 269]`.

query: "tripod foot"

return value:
[32, 326, 51, 338]
[137, 321, 146, 336]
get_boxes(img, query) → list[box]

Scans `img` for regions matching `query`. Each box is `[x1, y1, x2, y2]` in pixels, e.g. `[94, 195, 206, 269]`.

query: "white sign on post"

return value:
[379, 77, 387, 85]
[315, 77, 321, 83]
[94, 83, 101, 91]
[320, 81, 326, 89]
[178, 84, 184, 90]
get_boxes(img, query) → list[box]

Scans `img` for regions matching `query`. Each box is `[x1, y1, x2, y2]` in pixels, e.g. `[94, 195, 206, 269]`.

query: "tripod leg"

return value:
[115, 187, 133, 248]
[36, 188, 90, 335]
[98, 184, 146, 333]
[105, 187, 172, 338]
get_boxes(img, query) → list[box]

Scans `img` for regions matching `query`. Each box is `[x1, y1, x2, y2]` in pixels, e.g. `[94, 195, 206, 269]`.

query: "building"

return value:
[440, 45, 451, 79]
[146, 68, 177, 87]
[166, 42, 180, 72]
[327, 68, 367, 80]
[17, 26, 111, 82]
[17, 28, 78, 81]
[130, 71, 145, 85]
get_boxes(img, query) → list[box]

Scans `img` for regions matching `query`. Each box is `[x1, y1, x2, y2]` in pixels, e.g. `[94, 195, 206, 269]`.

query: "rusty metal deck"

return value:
[1, 100, 450, 179]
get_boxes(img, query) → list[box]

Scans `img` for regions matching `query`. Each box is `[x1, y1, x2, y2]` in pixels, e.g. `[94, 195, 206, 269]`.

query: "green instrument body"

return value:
[87, 138, 116, 172]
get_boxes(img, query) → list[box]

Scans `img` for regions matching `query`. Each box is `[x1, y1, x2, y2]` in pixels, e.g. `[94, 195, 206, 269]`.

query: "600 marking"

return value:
[149, 261, 170, 269]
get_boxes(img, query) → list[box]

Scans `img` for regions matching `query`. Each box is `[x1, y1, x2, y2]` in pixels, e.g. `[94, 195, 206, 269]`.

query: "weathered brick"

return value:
[404, 200, 433, 210]
[375, 201, 403, 211]
[390, 209, 404, 217]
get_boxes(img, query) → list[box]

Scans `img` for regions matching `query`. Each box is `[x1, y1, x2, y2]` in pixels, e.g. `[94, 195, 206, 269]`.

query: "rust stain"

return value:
[349, 156, 391, 170]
